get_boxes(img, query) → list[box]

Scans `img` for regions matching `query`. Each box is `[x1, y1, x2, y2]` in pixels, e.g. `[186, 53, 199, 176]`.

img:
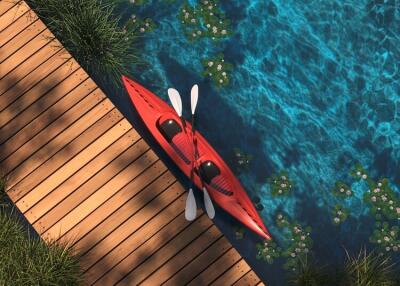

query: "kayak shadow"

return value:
[105, 74, 274, 284]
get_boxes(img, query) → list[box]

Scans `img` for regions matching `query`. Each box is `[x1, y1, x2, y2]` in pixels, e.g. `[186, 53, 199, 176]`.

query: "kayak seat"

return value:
[210, 175, 233, 196]
[158, 118, 192, 165]
[171, 132, 192, 165]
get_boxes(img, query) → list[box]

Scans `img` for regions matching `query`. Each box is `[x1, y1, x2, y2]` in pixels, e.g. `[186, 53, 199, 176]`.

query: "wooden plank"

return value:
[0, 18, 44, 62]
[0, 30, 60, 84]
[0, 3, 266, 284]
[0, 60, 80, 129]
[163, 238, 233, 286]
[27, 131, 145, 229]
[84, 175, 182, 284]
[92, 208, 188, 285]
[0, 43, 65, 93]
[115, 215, 213, 286]
[1, 91, 108, 179]
[7, 107, 121, 190]
[73, 181, 185, 260]
[140, 227, 223, 286]
[0, 0, 21, 17]
[0, 0, 29, 33]
[77, 167, 176, 271]
[91, 208, 188, 286]
[5, 100, 112, 194]
[60, 162, 171, 257]
[52, 156, 166, 252]
[0, 4, 37, 47]
[0, 70, 91, 145]
[0, 43, 62, 96]
[233, 270, 261, 286]
[187, 248, 243, 286]
[15, 119, 131, 212]
[40, 147, 159, 240]
[28, 135, 149, 230]
[24, 129, 142, 222]
[210, 259, 252, 286]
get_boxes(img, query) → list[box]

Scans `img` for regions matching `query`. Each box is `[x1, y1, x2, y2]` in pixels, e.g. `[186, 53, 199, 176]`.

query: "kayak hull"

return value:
[122, 75, 272, 240]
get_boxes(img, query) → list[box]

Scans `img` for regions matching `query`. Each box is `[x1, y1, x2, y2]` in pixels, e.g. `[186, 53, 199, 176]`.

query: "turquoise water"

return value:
[119, 0, 400, 284]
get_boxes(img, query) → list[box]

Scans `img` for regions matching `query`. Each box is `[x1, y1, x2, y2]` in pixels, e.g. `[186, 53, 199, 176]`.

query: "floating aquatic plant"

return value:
[126, 14, 156, 34]
[202, 53, 233, 87]
[232, 148, 253, 173]
[332, 181, 353, 199]
[268, 171, 294, 197]
[256, 240, 281, 264]
[178, 0, 231, 42]
[234, 226, 246, 240]
[332, 204, 349, 225]
[350, 163, 372, 184]
[331, 163, 400, 254]
[276, 213, 313, 271]
[369, 221, 400, 254]
[364, 178, 400, 221]
[177, 1, 233, 88]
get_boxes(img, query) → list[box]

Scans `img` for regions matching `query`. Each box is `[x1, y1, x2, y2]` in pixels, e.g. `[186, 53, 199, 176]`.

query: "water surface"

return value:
[118, 1, 400, 284]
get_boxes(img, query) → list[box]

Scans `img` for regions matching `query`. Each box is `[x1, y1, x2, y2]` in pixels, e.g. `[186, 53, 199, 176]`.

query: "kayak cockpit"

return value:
[198, 161, 233, 196]
[157, 117, 191, 165]
[198, 161, 220, 184]
[158, 118, 181, 142]
[157, 117, 233, 197]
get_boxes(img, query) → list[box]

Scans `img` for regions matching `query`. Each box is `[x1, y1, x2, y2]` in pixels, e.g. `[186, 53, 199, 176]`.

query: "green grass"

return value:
[288, 261, 335, 286]
[342, 248, 397, 286]
[288, 249, 399, 286]
[0, 209, 82, 286]
[0, 174, 81, 285]
[27, 0, 141, 88]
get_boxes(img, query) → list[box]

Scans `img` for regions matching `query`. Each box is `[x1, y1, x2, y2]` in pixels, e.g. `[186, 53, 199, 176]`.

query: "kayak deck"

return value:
[123, 75, 272, 240]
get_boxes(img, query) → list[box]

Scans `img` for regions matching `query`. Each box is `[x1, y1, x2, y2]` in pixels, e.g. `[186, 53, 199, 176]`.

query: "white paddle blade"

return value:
[167, 88, 183, 117]
[185, 188, 197, 221]
[190, 84, 199, 115]
[202, 187, 215, 219]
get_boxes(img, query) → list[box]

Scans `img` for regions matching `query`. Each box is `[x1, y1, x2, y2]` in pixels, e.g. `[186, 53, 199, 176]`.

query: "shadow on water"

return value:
[100, 59, 278, 284]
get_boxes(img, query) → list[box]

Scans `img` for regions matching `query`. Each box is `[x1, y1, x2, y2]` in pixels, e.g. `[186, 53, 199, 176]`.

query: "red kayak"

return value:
[122, 75, 272, 240]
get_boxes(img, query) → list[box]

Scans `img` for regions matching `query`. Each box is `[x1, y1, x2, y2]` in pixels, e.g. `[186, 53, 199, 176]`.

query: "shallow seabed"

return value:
[123, 0, 400, 284]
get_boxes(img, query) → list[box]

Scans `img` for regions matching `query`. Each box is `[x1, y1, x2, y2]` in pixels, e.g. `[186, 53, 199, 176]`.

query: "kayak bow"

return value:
[122, 75, 272, 240]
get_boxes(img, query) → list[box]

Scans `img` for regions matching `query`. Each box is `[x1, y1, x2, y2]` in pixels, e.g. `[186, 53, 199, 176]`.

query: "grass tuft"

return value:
[288, 261, 333, 286]
[0, 210, 82, 285]
[343, 248, 397, 286]
[27, 0, 140, 88]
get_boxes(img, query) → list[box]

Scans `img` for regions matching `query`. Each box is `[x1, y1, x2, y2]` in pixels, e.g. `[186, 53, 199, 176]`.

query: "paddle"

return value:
[168, 88, 197, 221]
[185, 167, 197, 221]
[167, 85, 215, 220]
[190, 85, 215, 219]
[167, 88, 186, 128]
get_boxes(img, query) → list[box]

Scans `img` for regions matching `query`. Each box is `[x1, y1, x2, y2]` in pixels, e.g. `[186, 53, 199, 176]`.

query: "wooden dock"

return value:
[0, 1, 265, 285]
